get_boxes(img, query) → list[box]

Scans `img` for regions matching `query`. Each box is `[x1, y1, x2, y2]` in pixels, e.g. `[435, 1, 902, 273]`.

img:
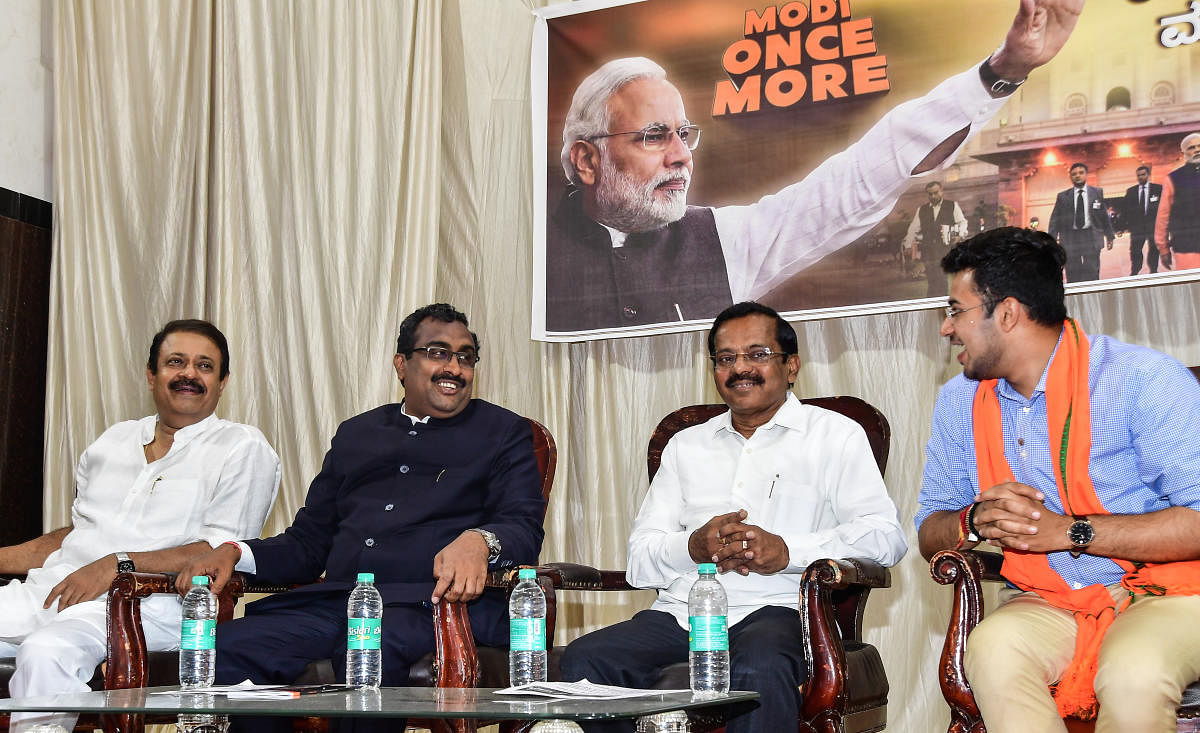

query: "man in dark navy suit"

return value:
[1048, 162, 1114, 282]
[1122, 165, 1162, 276]
[179, 303, 546, 732]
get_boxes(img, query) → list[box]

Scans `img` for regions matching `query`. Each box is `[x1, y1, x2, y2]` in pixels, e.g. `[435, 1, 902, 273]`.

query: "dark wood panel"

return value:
[0, 213, 52, 546]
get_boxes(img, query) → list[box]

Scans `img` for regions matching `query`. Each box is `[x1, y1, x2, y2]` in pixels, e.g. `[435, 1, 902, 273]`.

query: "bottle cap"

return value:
[357, 572, 375, 583]
[191, 575, 210, 586]
[698, 563, 717, 574]
[518, 568, 536, 580]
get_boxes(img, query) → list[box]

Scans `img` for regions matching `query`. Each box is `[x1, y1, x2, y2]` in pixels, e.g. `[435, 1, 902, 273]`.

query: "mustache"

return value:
[432, 372, 466, 388]
[724, 371, 764, 389]
[169, 376, 206, 394]
[652, 170, 690, 189]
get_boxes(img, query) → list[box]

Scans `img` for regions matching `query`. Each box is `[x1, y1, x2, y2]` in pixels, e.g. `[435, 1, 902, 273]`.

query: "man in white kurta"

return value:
[560, 302, 906, 732]
[0, 320, 280, 732]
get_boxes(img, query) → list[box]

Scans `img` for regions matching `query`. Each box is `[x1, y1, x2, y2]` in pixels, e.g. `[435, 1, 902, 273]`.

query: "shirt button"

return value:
[384, 504, 394, 511]
[399, 465, 410, 474]
[622, 305, 639, 319]
[1073, 582, 1082, 590]
[1017, 438, 1025, 446]
[365, 538, 375, 547]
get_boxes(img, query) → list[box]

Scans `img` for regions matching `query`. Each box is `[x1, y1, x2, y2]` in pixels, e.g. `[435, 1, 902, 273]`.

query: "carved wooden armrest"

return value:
[928, 549, 1003, 730]
[798, 558, 891, 725]
[105, 571, 247, 690]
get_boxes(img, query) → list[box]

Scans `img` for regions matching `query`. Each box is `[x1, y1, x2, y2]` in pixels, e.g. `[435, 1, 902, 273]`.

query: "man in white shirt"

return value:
[0, 319, 281, 732]
[545, 0, 1085, 331]
[904, 181, 968, 297]
[560, 301, 907, 732]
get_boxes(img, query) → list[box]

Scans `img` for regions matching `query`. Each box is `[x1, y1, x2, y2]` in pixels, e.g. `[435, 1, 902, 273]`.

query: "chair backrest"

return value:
[528, 417, 557, 518]
[647, 396, 891, 481]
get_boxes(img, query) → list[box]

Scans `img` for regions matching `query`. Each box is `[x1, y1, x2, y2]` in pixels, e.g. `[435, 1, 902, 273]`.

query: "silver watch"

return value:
[468, 528, 501, 563]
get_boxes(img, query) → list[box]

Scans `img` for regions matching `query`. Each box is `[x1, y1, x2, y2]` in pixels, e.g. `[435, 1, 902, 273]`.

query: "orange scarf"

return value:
[972, 320, 1200, 719]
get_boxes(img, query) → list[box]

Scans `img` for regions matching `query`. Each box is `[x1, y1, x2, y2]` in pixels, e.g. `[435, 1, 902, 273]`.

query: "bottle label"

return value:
[688, 615, 728, 652]
[181, 619, 216, 650]
[509, 617, 546, 651]
[347, 618, 382, 650]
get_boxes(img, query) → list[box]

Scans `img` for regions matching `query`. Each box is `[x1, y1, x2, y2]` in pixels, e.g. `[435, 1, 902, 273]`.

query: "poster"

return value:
[531, 0, 1200, 342]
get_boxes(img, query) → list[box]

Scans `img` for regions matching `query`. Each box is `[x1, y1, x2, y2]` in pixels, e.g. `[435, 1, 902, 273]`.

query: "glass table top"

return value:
[0, 686, 759, 721]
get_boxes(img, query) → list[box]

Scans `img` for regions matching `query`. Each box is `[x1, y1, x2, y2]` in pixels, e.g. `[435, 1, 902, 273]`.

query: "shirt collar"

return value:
[995, 328, 1065, 403]
[399, 400, 432, 425]
[711, 392, 804, 437]
[142, 412, 220, 450]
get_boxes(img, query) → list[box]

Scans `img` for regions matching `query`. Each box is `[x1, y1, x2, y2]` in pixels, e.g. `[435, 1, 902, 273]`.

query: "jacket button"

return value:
[384, 504, 394, 511]
[622, 305, 638, 319]
[364, 538, 375, 547]
[399, 465, 410, 474]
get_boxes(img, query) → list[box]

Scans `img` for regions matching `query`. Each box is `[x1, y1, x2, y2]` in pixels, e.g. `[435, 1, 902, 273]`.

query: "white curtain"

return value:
[45, 2, 1200, 730]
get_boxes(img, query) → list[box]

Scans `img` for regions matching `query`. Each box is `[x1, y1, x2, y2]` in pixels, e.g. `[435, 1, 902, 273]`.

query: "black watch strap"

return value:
[979, 58, 1026, 97]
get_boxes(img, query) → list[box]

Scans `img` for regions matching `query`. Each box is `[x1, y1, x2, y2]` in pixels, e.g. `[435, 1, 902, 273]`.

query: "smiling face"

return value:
[576, 77, 693, 233]
[392, 318, 476, 420]
[146, 331, 227, 429]
[711, 313, 799, 431]
[940, 270, 1004, 381]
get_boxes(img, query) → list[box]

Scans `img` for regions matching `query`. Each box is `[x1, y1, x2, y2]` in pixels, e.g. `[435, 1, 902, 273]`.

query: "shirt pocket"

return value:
[138, 478, 203, 542]
[760, 479, 827, 535]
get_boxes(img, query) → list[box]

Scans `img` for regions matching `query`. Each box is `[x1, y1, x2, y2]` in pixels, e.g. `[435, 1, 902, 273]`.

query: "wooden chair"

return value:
[435, 396, 897, 733]
[15, 417, 554, 733]
[928, 368, 1200, 733]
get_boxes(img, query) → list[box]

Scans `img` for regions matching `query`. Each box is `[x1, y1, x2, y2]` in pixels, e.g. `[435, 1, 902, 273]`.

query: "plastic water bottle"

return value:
[176, 691, 223, 733]
[508, 568, 547, 685]
[179, 576, 217, 689]
[688, 563, 729, 697]
[346, 572, 383, 688]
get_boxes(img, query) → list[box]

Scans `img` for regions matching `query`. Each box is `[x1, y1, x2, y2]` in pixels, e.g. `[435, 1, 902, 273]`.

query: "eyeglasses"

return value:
[944, 302, 992, 320]
[710, 348, 786, 370]
[410, 346, 480, 367]
[587, 123, 701, 151]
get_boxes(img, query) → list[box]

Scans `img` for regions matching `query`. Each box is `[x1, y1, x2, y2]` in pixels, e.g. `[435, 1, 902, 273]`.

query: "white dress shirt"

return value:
[28, 413, 281, 591]
[627, 393, 907, 628]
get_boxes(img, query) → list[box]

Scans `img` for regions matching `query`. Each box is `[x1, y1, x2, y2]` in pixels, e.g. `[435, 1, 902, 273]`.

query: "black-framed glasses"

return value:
[944, 302, 992, 320]
[710, 348, 787, 370]
[587, 123, 701, 151]
[410, 346, 480, 367]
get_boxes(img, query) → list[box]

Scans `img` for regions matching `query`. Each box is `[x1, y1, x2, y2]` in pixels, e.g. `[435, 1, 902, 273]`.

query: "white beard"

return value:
[592, 160, 690, 233]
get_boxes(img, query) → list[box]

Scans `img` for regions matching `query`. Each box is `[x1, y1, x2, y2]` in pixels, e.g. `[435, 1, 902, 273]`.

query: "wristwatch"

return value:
[468, 528, 502, 564]
[1067, 515, 1094, 558]
[979, 58, 1026, 97]
[115, 551, 135, 574]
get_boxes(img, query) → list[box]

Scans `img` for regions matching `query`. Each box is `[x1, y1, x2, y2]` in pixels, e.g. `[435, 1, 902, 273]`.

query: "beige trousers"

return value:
[965, 585, 1200, 733]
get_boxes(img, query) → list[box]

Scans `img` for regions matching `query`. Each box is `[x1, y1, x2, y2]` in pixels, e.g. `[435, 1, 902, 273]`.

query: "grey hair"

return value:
[1182, 132, 1200, 151]
[559, 57, 667, 184]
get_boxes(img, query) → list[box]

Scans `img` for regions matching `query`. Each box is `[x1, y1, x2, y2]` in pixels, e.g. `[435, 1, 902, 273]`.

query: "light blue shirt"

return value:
[916, 332, 1200, 589]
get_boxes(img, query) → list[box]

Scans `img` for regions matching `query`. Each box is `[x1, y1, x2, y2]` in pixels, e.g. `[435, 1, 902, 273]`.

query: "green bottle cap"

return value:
[698, 563, 717, 574]
[518, 568, 536, 580]
[192, 575, 210, 586]
[357, 572, 375, 583]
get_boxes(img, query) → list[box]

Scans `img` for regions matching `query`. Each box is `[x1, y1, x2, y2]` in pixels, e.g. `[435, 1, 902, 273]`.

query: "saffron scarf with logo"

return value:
[971, 319, 1200, 719]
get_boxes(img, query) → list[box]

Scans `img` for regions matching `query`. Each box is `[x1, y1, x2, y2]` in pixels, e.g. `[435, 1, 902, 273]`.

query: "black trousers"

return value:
[1130, 233, 1159, 275]
[560, 606, 806, 733]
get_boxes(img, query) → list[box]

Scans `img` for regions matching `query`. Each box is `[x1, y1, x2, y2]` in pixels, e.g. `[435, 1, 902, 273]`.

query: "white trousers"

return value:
[0, 577, 181, 733]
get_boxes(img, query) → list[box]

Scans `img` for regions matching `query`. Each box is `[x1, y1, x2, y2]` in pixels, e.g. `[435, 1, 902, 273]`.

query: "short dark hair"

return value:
[395, 303, 480, 356]
[1136, 164, 1151, 175]
[1069, 162, 1088, 174]
[925, 181, 943, 192]
[147, 319, 230, 380]
[708, 301, 798, 357]
[941, 227, 1068, 327]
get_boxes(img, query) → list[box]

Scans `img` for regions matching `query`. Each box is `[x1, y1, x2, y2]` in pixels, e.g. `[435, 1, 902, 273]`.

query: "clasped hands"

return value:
[688, 509, 789, 575]
[971, 481, 1072, 553]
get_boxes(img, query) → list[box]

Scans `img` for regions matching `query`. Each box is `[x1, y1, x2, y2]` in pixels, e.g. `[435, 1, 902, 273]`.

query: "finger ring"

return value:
[742, 540, 748, 550]
[720, 537, 729, 546]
